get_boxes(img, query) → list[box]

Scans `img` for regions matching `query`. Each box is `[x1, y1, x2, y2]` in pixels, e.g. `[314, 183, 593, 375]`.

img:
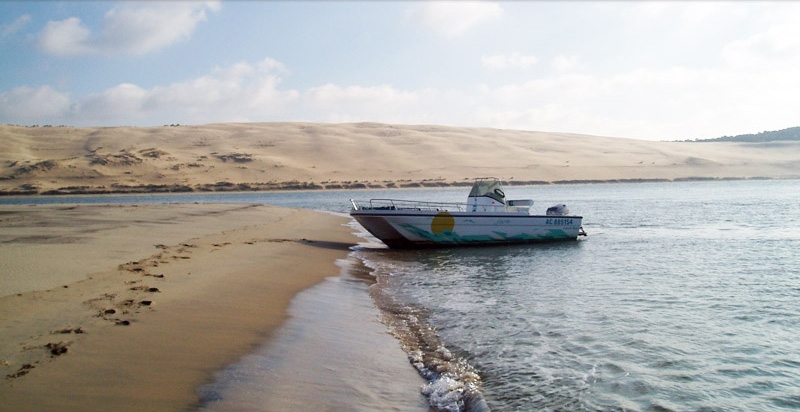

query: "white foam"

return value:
[422, 375, 468, 412]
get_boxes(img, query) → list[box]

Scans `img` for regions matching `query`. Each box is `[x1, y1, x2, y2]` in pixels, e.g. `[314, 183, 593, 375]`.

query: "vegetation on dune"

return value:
[685, 126, 800, 143]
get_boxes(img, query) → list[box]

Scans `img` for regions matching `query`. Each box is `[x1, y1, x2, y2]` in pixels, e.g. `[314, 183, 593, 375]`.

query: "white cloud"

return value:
[0, 58, 296, 126]
[631, 2, 749, 37]
[38, 17, 93, 56]
[481, 52, 538, 70]
[37, 2, 220, 56]
[5, 55, 796, 139]
[469, 59, 800, 140]
[303, 84, 428, 123]
[407, 1, 503, 38]
[301, 83, 491, 126]
[1, 14, 31, 39]
[552, 55, 579, 72]
[74, 83, 149, 124]
[0, 86, 71, 124]
[144, 59, 296, 117]
[0, 59, 472, 127]
[721, 20, 800, 69]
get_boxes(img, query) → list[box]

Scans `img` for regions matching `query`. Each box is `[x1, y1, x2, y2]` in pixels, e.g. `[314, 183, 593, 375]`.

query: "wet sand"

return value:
[199, 258, 428, 411]
[0, 203, 423, 411]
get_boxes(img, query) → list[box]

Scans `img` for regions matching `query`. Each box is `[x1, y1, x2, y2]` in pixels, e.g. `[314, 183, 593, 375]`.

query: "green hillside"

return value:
[688, 126, 800, 143]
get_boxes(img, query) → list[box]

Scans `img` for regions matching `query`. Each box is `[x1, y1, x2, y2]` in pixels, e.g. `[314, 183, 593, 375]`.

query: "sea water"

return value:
[355, 180, 800, 411]
[5, 180, 800, 411]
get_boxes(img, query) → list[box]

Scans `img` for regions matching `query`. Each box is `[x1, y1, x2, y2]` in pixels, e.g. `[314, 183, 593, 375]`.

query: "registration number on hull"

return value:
[545, 218, 574, 226]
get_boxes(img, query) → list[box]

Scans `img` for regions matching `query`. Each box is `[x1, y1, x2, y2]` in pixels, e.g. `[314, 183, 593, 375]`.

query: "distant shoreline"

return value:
[0, 176, 788, 197]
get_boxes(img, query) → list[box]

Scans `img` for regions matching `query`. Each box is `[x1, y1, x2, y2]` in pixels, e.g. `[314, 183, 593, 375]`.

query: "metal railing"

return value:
[350, 198, 467, 212]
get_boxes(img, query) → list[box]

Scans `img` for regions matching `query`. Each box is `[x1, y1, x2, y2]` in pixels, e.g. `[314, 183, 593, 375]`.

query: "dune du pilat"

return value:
[2, 122, 799, 195]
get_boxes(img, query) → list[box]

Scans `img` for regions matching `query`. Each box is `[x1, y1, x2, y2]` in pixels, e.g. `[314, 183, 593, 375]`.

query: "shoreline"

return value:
[198, 253, 428, 411]
[0, 203, 419, 411]
[0, 175, 792, 197]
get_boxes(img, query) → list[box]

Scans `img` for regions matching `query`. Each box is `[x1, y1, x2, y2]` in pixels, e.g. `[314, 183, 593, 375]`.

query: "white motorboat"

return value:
[350, 178, 585, 248]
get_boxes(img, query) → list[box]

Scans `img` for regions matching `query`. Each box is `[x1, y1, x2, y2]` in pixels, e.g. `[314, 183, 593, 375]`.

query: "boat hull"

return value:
[350, 210, 583, 248]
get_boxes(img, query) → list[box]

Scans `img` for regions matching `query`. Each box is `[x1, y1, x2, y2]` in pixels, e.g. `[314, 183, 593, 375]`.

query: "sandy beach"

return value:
[0, 203, 423, 411]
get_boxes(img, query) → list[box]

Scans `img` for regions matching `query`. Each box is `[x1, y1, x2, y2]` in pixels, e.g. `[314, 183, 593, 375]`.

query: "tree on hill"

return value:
[685, 126, 800, 142]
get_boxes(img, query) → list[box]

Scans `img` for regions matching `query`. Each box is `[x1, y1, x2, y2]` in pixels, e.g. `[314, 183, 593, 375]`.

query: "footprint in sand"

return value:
[51, 326, 84, 335]
[45, 341, 69, 357]
[7, 363, 35, 379]
[129, 286, 160, 292]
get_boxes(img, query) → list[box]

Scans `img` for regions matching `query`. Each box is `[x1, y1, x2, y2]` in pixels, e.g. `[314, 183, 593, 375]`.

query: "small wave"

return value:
[366, 267, 490, 412]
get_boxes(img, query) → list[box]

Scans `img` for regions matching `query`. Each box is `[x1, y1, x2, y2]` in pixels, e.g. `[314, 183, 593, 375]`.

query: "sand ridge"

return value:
[2, 122, 799, 195]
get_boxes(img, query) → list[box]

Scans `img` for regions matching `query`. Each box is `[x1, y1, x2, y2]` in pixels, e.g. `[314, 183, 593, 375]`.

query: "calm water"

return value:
[7, 180, 800, 411]
[357, 180, 800, 411]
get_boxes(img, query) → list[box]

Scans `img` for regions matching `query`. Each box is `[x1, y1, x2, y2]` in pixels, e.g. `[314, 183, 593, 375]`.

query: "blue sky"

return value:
[1, 1, 798, 141]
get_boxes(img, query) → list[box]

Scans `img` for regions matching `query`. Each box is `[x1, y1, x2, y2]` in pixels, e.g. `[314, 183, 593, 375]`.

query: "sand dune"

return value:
[2, 122, 799, 195]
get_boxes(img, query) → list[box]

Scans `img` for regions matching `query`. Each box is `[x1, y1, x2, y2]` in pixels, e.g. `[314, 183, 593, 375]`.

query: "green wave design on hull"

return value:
[400, 224, 572, 245]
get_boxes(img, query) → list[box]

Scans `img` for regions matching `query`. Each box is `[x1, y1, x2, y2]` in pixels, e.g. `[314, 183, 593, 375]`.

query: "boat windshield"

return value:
[468, 179, 506, 204]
